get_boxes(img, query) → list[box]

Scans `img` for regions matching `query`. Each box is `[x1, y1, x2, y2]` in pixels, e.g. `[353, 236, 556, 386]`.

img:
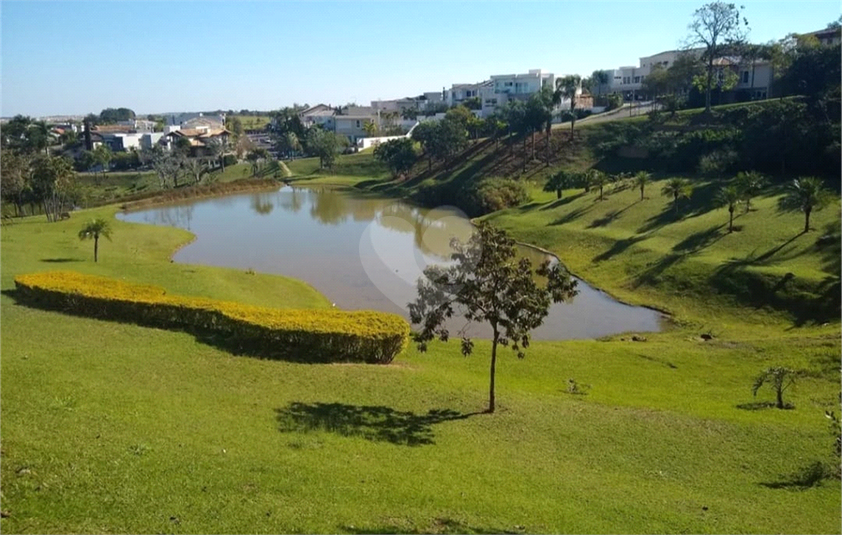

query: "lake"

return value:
[118, 186, 663, 340]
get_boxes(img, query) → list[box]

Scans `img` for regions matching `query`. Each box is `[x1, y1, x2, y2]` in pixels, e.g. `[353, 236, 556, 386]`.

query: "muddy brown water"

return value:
[118, 186, 663, 340]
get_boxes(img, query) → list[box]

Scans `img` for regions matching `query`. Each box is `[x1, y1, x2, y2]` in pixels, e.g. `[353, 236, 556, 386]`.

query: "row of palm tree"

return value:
[546, 168, 836, 234]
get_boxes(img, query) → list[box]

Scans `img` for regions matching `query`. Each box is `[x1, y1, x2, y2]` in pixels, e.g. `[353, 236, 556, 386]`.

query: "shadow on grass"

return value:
[342, 517, 523, 534]
[632, 253, 685, 288]
[538, 192, 585, 212]
[592, 234, 649, 262]
[735, 401, 794, 411]
[672, 224, 725, 254]
[550, 204, 594, 226]
[275, 402, 482, 446]
[759, 461, 835, 490]
[40, 258, 83, 263]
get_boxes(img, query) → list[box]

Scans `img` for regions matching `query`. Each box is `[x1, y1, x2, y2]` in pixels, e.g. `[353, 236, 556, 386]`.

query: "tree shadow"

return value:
[341, 517, 523, 534]
[592, 234, 649, 262]
[539, 192, 584, 211]
[588, 210, 623, 228]
[633, 253, 685, 288]
[550, 204, 594, 226]
[637, 205, 683, 234]
[275, 402, 482, 446]
[735, 401, 782, 411]
[759, 461, 833, 490]
[671, 224, 725, 254]
[716, 232, 806, 271]
[40, 258, 83, 263]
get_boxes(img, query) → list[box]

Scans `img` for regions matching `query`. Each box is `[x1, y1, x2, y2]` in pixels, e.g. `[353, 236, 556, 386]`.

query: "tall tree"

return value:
[554, 75, 582, 134]
[661, 178, 693, 214]
[733, 171, 766, 212]
[205, 137, 228, 171]
[78, 218, 112, 263]
[591, 70, 611, 100]
[373, 138, 417, 178]
[634, 171, 651, 201]
[543, 169, 578, 199]
[716, 184, 742, 233]
[410, 121, 437, 171]
[778, 177, 834, 233]
[408, 223, 578, 413]
[30, 156, 76, 222]
[0, 151, 31, 216]
[685, 2, 749, 113]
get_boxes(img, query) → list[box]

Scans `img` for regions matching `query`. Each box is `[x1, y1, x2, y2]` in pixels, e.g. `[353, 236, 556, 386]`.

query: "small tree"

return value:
[408, 223, 578, 413]
[661, 178, 693, 214]
[373, 138, 417, 178]
[362, 120, 378, 137]
[778, 177, 834, 233]
[589, 170, 609, 201]
[184, 158, 208, 185]
[716, 184, 742, 233]
[752, 367, 796, 409]
[78, 217, 112, 263]
[543, 170, 577, 199]
[734, 171, 767, 213]
[634, 171, 651, 201]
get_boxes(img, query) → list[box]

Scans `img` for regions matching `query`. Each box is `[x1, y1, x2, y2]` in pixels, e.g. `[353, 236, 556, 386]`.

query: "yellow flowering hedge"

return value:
[14, 271, 409, 364]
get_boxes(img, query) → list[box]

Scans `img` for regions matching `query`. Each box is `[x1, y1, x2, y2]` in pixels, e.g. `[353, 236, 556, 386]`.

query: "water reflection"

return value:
[119, 186, 663, 340]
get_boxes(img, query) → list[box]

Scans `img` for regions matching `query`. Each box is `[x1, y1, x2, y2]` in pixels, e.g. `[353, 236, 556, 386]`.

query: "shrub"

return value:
[14, 271, 409, 364]
[222, 154, 238, 167]
[461, 177, 529, 216]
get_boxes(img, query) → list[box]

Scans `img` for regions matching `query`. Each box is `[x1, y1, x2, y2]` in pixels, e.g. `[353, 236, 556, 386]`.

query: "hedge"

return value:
[14, 271, 409, 364]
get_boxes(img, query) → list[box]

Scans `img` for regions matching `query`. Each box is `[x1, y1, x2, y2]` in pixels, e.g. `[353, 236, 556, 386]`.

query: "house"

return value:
[805, 26, 841, 46]
[602, 49, 704, 98]
[298, 104, 335, 129]
[166, 127, 231, 158]
[118, 118, 155, 132]
[446, 82, 486, 108]
[165, 112, 225, 129]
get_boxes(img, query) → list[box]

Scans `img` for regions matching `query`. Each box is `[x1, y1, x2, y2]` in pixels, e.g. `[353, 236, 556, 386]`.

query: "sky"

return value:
[1, 0, 839, 117]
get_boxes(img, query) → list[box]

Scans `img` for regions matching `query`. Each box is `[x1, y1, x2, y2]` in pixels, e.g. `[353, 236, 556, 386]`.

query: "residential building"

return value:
[446, 81, 489, 107]
[118, 118, 155, 132]
[298, 104, 335, 129]
[805, 26, 841, 46]
[166, 127, 230, 158]
[165, 112, 225, 129]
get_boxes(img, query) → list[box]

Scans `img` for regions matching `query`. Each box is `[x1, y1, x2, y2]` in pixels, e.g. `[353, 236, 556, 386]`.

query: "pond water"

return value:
[118, 186, 663, 340]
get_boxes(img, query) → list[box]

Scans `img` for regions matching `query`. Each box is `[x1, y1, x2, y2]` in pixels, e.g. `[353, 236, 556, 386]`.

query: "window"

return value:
[634, 76, 640, 83]
[355, 120, 360, 128]
[741, 71, 749, 83]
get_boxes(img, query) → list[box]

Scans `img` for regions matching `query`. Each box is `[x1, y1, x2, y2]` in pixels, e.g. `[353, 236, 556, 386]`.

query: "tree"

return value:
[752, 367, 796, 409]
[92, 144, 113, 180]
[661, 178, 693, 214]
[229, 116, 244, 138]
[685, 2, 749, 114]
[184, 158, 209, 185]
[247, 147, 270, 176]
[408, 223, 578, 413]
[428, 118, 468, 168]
[306, 128, 346, 169]
[78, 218, 112, 263]
[588, 169, 609, 201]
[30, 156, 76, 222]
[554, 75, 582, 134]
[716, 184, 742, 233]
[0, 151, 31, 216]
[485, 115, 508, 151]
[373, 138, 417, 178]
[733, 171, 766, 212]
[204, 137, 228, 171]
[411, 121, 437, 170]
[778, 177, 834, 233]
[362, 120, 378, 137]
[591, 70, 611, 100]
[524, 93, 550, 162]
[98, 107, 135, 124]
[283, 131, 301, 160]
[150, 147, 184, 189]
[634, 171, 651, 201]
[543, 170, 578, 199]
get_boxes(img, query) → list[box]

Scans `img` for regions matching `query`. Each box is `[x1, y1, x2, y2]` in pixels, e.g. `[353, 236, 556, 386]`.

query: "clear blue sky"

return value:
[1, 1, 838, 117]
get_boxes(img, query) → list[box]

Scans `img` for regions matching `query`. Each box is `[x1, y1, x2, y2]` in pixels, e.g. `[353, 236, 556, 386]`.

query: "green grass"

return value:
[232, 115, 272, 131]
[2, 198, 840, 534]
[2, 105, 840, 532]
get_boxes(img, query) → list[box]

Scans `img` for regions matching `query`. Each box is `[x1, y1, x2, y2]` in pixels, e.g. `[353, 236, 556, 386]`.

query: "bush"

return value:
[223, 154, 238, 167]
[462, 177, 530, 216]
[14, 271, 409, 364]
[111, 151, 142, 171]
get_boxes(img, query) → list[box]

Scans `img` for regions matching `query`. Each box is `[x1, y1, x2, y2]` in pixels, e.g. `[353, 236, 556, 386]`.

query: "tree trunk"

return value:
[776, 388, 783, 409]
[556, 189, 562, 199]
[94, 235, 99, 263]
[640, 185, 645, 201]
[804, 208, 811, 233]
[705, 57, 714, 114]
[674, 194, 679, 214]
[728, 207, 734, 233]
[488, 328, 499, 413]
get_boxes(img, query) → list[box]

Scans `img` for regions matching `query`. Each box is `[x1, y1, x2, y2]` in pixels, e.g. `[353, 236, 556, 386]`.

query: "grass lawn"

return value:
[233, 115, 272, 131]
[2, 195, 840, 532]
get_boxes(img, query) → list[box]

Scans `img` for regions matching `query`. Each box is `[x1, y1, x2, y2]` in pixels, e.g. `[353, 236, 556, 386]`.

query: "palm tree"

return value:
[543, 170, 576, 199]
[554, 75, 582, 135]
[778, 177, 834, 233]
[78, 218, 112, 263]
[734, 171, 767, 213]
[589, 170, 609, 201]
[634, 171, 651, 201]
[716, 184, 742, 233]
[661, 178, 692, 214]
[752, 367, 796, 409]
